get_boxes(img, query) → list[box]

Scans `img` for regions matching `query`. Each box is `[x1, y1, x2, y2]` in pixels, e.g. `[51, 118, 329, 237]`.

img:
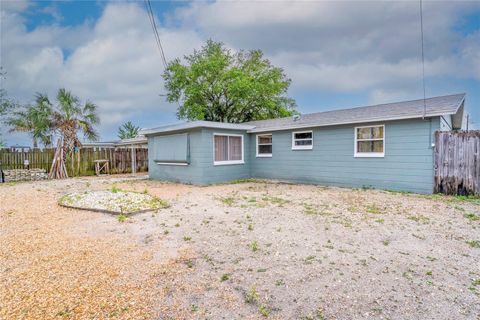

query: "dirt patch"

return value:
[1, 176, 479, 319]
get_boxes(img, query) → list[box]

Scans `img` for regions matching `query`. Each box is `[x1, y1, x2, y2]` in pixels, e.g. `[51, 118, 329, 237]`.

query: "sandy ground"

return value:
[1, 175, 479, 320]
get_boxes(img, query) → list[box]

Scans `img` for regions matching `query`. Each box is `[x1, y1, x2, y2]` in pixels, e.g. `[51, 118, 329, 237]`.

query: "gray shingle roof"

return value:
[246, 93, 465, 132]
[141, 93, 465, 135]
[141, 120, 255, 136]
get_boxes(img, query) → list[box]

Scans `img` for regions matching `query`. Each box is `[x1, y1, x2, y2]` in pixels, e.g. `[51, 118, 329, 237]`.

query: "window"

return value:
[292, 131, 313, 150]
[256, 134, 272, 157]
[354, 125, 385, 157]
[214, 134, 244, 165]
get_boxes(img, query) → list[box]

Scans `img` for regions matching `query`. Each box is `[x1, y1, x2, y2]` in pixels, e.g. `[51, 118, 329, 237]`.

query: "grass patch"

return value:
[407, 215, 430, 224]
[466, 240, 480, 248]
[223, 178, 259, 185]
[464, 213, 479, 221]
[303, 204, 317, 215]
[245, 287, 259, 304]
[221, 196, 236, 206]
[250, 241, 259, 252]
[220, 273, 230, 282]
[111, 185, 122, 193]
[259, 304, 270, 317]
[117, 214, 127, 223]
[366, 204, 382, 214]
[262, 195, 290, 206]
[425, 194, 480, 205]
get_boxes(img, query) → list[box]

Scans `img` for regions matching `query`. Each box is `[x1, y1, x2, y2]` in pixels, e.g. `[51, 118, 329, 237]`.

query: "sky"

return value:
[1, 0, 479, 146]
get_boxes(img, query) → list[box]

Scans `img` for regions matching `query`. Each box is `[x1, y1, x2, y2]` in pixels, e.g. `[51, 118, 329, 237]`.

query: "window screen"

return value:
[153, 133, 189, 163]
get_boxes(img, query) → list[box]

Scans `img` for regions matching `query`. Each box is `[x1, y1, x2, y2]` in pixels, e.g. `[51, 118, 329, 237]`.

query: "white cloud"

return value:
[2, 2, 203, 140]
[175, 0, 480, 96]
[1, 0, 479, 144]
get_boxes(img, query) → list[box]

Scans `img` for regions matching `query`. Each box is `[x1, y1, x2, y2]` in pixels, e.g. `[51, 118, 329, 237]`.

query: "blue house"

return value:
[141, 93, 465, 194]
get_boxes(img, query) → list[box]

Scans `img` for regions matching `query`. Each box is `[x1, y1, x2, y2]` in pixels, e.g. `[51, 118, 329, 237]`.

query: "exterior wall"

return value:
[148, 128, 250, 185]
[148, 118, 440, 193]
[148, 129, 205, 184]
[249, 118, 440, 194]
[198, 128, 251, 184]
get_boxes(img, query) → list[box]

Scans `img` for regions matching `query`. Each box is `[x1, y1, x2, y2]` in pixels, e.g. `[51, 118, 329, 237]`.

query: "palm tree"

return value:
[117, 121, 140, 139]
[6, 94, 53, 148]
[52, 88, 99, 153]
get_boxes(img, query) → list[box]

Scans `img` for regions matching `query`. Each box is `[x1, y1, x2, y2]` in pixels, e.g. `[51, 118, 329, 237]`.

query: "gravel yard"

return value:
[1, 175, 479, 319]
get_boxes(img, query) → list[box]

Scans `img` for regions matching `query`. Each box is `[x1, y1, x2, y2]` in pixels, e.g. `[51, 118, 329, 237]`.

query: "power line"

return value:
[144, 0, 168, 69]
[419, 0, 427, 119]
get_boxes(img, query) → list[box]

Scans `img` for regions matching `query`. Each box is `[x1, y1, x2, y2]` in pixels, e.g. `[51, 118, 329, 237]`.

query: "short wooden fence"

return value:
[0, 147, 148, 178]
[434, 131, 480, 195]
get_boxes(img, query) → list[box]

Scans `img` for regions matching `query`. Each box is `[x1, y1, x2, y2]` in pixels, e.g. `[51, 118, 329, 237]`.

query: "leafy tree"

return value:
[51, 88, 99, 152]
[5, 89, 99, 151]
[6, 94, 53, 148]
[117, 121, 140, 139]
[163, 40, 297, 123]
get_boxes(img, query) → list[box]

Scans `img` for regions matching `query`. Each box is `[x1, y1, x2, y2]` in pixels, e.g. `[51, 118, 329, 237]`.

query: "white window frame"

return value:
[292, 130, 313, 150]
[256, 134, 273, 157]
[354, 125, 385, 158]
[213, 133, 245, 166]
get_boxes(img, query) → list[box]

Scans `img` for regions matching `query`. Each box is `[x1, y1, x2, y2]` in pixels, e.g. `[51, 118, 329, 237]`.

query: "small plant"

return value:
[304, 255, 316, 264]
[382, 239, 390, 246]
[163, 230, 169, 235]
[117, 214, 127, 223]
[464, 213, 479, 221]
[190, 304, 198, 312]
[259, 304, 270, 317]
[221, 196, 235, 206]
[248, 224, 253, 231]
[183, 236, 192, 241]
[175, 223, 180, 227]
[111, 185, 121, 193]
[250, 241, 259, 252]
[303, 204, 317, 215]
[466, 240, 480, 248]
[245, 286, 259, 304]
[275, 279, 285, 286]
[426, 270, 433, 276]
[366, 204, 381, 214]
[407, 215, 430, 224]
[221, 273, 230, 282]
[142, 188, 149, 194]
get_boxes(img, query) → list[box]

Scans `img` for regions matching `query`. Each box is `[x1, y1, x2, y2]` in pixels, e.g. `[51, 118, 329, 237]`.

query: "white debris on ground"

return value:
[58, 190, 169, 214]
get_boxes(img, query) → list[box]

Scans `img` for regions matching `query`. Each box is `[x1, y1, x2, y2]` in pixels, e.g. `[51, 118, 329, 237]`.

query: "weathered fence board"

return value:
[0, 148, 148, 178]
[434, 131, 480, 195]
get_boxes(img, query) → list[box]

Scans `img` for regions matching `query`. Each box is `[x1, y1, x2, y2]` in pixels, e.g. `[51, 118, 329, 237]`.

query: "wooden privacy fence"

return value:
[434, 131, 480, 195]
[0, 148, 148, 177]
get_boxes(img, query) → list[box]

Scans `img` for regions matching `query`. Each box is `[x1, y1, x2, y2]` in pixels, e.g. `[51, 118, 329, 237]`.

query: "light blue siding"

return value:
[249, 118, 439, 194]
[198, 129, 251, 184]
[148, 129, 204, 184]
[148, 117, 441, 193]
[148, 128, 250, 185]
